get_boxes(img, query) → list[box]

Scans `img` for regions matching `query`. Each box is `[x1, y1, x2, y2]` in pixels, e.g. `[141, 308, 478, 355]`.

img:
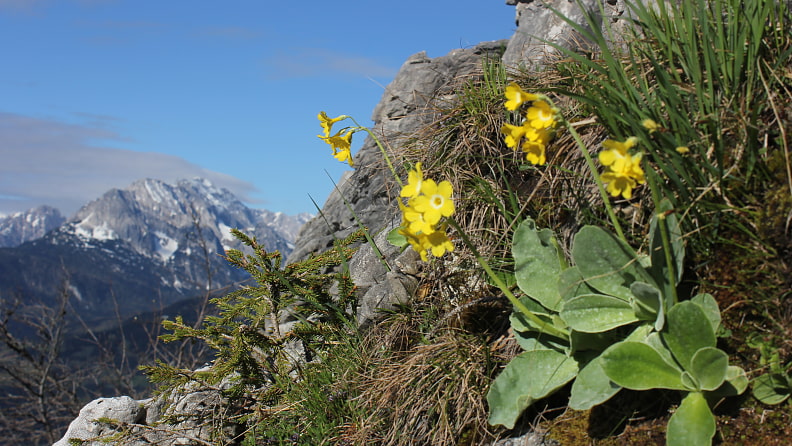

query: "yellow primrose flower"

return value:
[602, 172, 639, 199]
[425, 227, 454, 258]
[601, 137, 640, 157]
[400, 163, 424, 198]
[522, 139, 547, 165]
[675, 146, 690, 154]
[319, 129, 353, 154]
[642, 119, 660, 134]
[525, 100, 557, 129]
[333, 147, 354, 167]
[519, 127, 551, 165]
[601, 152, 645, 199]
[317, 111, 347, 137]
[504, 82, 539, 111]
[400, 200, 434, 235]
[412, 179, 455, 226]
[400, 226, 454, 261]
[501, 123, 527, 149]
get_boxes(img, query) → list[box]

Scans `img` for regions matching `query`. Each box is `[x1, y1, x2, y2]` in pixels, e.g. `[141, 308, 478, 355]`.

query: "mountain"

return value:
[0, 178, 309, 331]
[0, 205, 65, 247]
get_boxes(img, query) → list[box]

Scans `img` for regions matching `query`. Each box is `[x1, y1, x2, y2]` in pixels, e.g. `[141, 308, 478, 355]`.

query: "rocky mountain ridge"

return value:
[0, 205, 65, 247]
[0, 178, 311, 328]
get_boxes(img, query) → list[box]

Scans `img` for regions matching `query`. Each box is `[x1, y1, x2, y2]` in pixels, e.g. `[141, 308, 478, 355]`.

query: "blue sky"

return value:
[0, 0, 516, 217]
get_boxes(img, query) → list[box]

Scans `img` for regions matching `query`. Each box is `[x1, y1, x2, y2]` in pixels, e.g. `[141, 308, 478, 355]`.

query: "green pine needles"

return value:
[140, 227, 365, 440]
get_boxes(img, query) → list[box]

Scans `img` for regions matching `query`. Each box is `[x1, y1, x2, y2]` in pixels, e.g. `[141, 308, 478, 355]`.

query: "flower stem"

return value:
[447, 217, 569, 339]
[564, 119, 627, 243]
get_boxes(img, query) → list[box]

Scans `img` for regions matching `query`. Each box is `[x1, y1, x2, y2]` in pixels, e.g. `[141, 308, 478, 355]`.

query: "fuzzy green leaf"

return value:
[709, 365, 749, 398]
[662, 301, 717, 371]
[560, 293, 639, 333]
[569, 356, 621, 410]
[558, 266, 597, 301]
[667, 392, 716, 446]
[691, 293, 721, 334]
[630, 281, 665, 330]
[689, 347, 728, 391]
[601, 341, 686, 390]
[572, 226, 656, 301]
[487, 350, 578, 428]
[513, 219, 564, 311]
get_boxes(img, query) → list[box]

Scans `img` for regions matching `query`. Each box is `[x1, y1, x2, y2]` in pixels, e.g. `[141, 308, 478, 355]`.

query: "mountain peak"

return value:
[0, 205, 65, 247]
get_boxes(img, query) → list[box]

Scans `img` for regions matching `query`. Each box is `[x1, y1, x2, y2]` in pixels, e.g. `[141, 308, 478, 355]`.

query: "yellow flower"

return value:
[642, 119, 660, 134]
[599, 136, 640, 173]
[399, 226, 454, 261]
[333, 146, 354, 166]
[520, 127, 551, 165]
[400, 163, 424, 198]
[320, 130, 354, 166]
[525, 100, 557, 129]
[504, 82, 539, 111]
[675, 146, 690, 154]
[600, 152, 645, 199]
[400, 200, 433, 235]
[425, 227, 454, 258]
[522, 139, 547, 165]
[501, 123, 527, 149]
[411, 179, 455, 227]
[317, 111, 347, 137]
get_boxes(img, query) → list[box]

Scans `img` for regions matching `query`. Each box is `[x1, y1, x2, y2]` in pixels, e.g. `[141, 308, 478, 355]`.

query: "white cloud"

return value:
[265, 48, 397, 79]
[0, 112, 257, 217]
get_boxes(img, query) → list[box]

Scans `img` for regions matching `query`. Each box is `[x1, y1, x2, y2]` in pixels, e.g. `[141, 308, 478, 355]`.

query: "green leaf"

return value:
[558, 266, 597, 301]
[569, 330, 616, 354]
[752, 373, 792, 405]
[630, 281, 665, 330]
[513, 330, 568, 353]
[691, 293, 721, 334]
[560, 293, 639, 333]
[689, 347, 728, 391]
[601, 341, 686, 390]
[709, 365, 748, 398]
[569, 356, 621, 410]
[667, 392, 716, 446]
[487, 350, 578, 428]
[386, 226, 408, 247]
[572, 226, 656, 301]
[513, 219, 564, 311]
[662, 301, 717, 371]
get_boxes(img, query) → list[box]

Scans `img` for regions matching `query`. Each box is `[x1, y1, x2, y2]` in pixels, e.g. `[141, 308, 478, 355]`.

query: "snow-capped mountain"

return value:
[0, 205, 65, 247]
[0, 178, 311, 328]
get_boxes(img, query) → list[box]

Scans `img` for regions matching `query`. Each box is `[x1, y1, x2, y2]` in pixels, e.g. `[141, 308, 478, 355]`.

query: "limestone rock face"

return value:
[502, 0, 633, 70]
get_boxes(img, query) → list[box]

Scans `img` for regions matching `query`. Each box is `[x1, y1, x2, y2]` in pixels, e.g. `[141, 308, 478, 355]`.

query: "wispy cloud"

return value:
[265, 48, 397, 79]
[0, 112, 256, 217]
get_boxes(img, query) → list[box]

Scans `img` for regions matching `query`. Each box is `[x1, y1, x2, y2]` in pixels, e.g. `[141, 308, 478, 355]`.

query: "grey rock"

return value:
[492, 431, 560, 446]
[53, 396, 144, 446]
[350, 222, 421, 326]
[502, 0, 604, 70]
